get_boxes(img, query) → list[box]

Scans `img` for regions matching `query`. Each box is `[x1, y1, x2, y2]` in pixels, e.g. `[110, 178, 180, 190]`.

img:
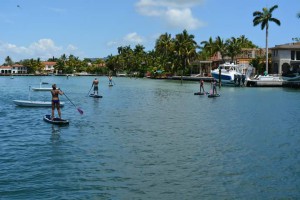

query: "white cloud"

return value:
[0, 39, 82, 62]
[165, 8, 203, 30]
[123, 32, 144, 44]
[135, 0, 205, 30]
[107, 32, 145, 48]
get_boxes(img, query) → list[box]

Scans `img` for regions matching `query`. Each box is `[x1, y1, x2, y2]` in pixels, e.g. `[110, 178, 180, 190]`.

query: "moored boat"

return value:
[211, 63, 244, 86]
[13, 100, 65, 107]
[246, 75, 283, 87]
[32, 87, 53, 91]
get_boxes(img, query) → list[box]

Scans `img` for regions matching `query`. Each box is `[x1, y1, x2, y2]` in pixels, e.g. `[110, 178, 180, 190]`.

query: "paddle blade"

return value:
[77, 108, 84, 115]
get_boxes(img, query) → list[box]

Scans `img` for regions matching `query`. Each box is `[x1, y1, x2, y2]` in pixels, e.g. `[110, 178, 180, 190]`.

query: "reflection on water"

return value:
[50, 125, 61, 142]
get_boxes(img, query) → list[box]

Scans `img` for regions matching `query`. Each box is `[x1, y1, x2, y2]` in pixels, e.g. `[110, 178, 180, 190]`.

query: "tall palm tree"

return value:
[155, 33, 174, 72]
[174, 30, 198, 83]
[253, 5, 281, 73]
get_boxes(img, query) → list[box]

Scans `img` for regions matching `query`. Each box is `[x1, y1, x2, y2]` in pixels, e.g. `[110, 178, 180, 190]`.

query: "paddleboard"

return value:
[208, 94, 220, 98]
[89, 94, 103, 98]
[109, 84, 113, 87]
[43, 114, 69, 125]
[194, 92, 209, 95]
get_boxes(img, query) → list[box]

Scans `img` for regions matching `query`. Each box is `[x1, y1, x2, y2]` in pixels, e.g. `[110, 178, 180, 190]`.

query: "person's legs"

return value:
[56, 104, 61, 118]
[51, 103, 55, 119]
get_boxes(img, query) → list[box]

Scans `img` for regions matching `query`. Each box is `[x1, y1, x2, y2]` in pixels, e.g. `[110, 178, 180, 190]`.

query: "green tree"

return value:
[174, 29, 198, 83]
[200, 36, 216, 58]
[237, 35, 257, 48]
[226, 37, 242, 63]
[214, 36, 227, 62]
[253, 5, 281, 73]
[5, 56, 13, 66]
[250, 56, 264, 75]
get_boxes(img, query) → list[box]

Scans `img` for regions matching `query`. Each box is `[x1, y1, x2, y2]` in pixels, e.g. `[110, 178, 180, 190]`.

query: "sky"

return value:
[0, 0, 299, 64]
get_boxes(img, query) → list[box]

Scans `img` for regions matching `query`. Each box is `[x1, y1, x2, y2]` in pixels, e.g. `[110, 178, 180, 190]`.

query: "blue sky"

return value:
[0, 0, 299, 64]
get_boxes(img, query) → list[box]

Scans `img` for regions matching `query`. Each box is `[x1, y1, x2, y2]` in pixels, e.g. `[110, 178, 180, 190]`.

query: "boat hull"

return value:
[32, 88, 52, 91]
[13, 100, 65, 107]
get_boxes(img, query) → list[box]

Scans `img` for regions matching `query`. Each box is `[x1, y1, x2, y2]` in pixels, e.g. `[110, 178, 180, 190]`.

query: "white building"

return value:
[42, 61, 56, 74]
[270, 42, 300, 75]
[0, 64, 27, 74]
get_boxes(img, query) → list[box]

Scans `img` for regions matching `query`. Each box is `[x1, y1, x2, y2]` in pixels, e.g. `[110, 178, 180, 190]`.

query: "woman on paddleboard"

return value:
[51, 84, 63, 119]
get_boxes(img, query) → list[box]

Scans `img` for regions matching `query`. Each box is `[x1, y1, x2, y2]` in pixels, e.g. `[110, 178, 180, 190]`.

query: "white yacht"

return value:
[211, 63, 244, 85]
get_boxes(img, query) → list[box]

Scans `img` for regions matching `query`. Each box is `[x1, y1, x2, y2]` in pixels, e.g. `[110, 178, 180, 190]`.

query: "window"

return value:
[291, 51, 295, 60]
[297, 51, 300, 60]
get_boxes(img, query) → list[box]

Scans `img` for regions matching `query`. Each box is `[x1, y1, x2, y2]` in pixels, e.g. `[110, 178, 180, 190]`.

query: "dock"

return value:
[169, 76, 214, 82]
[246, 80, 283, 87]
[282, 81, 300, 88]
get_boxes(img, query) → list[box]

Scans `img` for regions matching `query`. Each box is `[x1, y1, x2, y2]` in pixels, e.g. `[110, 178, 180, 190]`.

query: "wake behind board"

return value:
[43, 114, 69, 125]
[208, 94, 220, 98]
[194, 92, 209, 95]
[89, 94, 103, 98]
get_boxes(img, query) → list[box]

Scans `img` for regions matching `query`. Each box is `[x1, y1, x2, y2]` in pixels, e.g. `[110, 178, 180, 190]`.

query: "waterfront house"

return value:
[42, 61, 56, 74]
[191, 48, 264, 76]
[270, 42, 300, 75]
[0, 64, 27, 74]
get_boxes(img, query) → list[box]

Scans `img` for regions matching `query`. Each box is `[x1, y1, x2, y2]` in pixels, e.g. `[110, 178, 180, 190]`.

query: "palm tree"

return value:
[174, 30, 198, 83]
[155, 33, 174, 73]
[226, 37, 242, 63]
[253, 5, 281, 73]
[200, 36, 216, 58]
[214, 36, 227, 62]
[5, 56, 13, 66]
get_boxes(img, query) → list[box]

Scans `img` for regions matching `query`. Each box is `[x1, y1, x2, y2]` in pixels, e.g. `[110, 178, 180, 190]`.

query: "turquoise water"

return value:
[1, 76, 300, 199]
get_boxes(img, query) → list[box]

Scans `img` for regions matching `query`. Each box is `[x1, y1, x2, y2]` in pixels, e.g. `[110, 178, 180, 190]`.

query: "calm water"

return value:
[0, 76, 300, 199]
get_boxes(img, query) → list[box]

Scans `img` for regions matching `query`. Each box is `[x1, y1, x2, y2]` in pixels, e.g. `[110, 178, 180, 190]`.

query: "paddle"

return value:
[86, 83, 94, 96]
[63, 92, 84, 115]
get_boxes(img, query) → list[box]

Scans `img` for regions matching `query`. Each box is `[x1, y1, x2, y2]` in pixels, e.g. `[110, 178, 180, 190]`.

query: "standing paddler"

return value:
[51, 84, 63, 120]
[93, 78, 99, 95]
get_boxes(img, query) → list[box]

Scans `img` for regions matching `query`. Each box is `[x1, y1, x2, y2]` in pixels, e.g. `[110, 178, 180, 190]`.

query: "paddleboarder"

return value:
[212, 79, 217, 95]
[108, 76, 113, 86]
[200, 79, 205, 93]
[93, 78, 99, 95]
[51, 84, 63, 120]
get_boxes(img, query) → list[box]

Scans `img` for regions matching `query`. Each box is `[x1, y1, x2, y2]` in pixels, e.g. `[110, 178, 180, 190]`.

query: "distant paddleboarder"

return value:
[108, 75, 113, 86]
[200, 79, 205, 93]
[93, 78, 99, 95]
[51, 84, 63, 120]
[212, 79, 217, 94]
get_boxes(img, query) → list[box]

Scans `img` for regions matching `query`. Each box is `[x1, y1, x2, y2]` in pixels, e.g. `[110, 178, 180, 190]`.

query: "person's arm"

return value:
[58, 89, 64, 95]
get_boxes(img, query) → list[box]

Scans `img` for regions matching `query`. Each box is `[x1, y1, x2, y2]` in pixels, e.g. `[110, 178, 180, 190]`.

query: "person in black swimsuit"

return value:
[51, 84, 63, 119]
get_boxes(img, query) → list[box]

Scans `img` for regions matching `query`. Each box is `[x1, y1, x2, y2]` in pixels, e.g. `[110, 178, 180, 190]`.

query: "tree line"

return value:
[3, 32, 258, 77]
